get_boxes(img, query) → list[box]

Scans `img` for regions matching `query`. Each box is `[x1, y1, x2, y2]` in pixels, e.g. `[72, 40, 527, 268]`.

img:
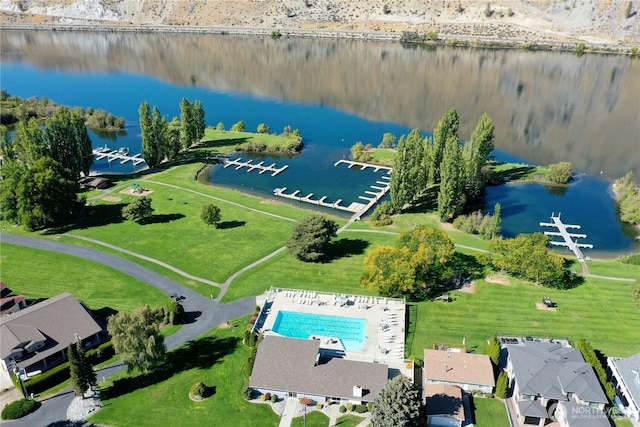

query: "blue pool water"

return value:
[272, 311, 366, 352]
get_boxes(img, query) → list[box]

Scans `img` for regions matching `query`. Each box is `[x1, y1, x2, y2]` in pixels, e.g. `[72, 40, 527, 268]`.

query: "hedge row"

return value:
[1, 398, 40, 420]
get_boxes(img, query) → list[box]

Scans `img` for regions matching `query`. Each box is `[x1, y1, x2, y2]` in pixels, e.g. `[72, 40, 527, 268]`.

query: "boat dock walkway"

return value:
[92, 147, 146, 165]
[223, 157, 288, 176]
[272, 160, 392, 220]
[540, 213, 593, 261]
[334, 159, 392, 173]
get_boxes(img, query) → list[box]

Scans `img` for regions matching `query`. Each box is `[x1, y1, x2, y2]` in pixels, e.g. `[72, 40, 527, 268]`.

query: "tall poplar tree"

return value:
[193, 100, 206, 142]
[463, 113, 495, 199]
[179, 98, 197, 149]
[429, 108, 459, 184]
[139, 102, 168, 168]
[438, 135, 464, 221]
[390, 135, 410, 211]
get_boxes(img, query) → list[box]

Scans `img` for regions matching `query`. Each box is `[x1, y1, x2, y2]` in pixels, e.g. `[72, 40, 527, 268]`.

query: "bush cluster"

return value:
[190, 382, 207, 398]
[452, 210, 499, 239]
[370, 201, 395, 226]
[1, 398, 40, 420]
[337, 403, 370, 414]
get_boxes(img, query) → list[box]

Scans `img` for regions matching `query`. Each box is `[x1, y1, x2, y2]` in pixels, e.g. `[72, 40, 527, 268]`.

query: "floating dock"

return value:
[272, 160, 392, 220]
[92, 147, 146, 166]
[540, 213, 593, 260]
[223, 157, 288, 176]
[334, 159, 392, 173]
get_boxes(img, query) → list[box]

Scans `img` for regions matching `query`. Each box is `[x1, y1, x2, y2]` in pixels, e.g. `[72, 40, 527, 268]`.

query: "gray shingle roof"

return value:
[517, 399, 548, 418]
[508, 341, 607, 404]
[558, 401, 611, 427]
[609, 353, 640, 412]
[249, 335, 388, 402]
[0, 293, 102, 368]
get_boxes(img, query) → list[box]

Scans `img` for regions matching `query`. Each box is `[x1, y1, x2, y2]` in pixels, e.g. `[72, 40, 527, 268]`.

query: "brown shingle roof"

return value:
[425, 383, 466, 421]
[424, 349, 495, 387]
[0, 293, 102, 368]
[250, 335, 388, 402]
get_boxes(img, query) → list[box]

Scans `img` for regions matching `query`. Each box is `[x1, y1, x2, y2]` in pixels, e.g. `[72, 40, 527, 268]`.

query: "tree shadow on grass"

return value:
[217, 220, 246, 229]
[142, 213, 185, 225]
[101, 336, 240, 400]
[401, 186, 439, 214]
[45, 203, 127, 234]
[324, 238, 369, 262]
[451, 252, 486, 280]
[91, 306, 118, 324]
[488, 164, 537, 185]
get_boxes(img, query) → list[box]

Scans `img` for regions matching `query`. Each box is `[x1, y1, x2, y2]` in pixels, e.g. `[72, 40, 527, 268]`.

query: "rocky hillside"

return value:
[1, 0, 638, 45]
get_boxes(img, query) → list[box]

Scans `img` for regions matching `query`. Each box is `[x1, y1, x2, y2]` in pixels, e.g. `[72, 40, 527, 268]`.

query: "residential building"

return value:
[425, 383, 466, 427]
[0, 292, 103, 389]
[607, 353, 640, 421]
[249, 335, 388, 404]
[423, 348, 495, 394]
[0, 283, 28, 316]
[505, 339, 609, 427]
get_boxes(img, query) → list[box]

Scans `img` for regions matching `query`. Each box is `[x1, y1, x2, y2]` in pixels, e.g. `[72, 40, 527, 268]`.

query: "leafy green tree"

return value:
[107, 305, 166, 373]
[68, 341, 96, 398]
[179, 98, 196, 149]
[230, 120, 245, 132]
[16, 157, 78, 231]
[287, 214, 338, 262]
[0, 125, 14, 161]
[438, 135, 464, 221]
[351, 141, 372, 162]
[379, 132, 396, 148]
[492, 203, 502, 238]
[193, 100, 206, 142]
[216, 122, 225, 131]
[463, 113, 495, 199]
[548, 161, 573, 184]
[166, 117, 182, 160]
[488, 233, 568, 288]
[0, 160, 26, 224]
[46, 107, 93, 178]
[390, 135, 412, 211]
[362, 226, 455, 300]
[495, 371, 508, 398]
[257, 123, 270, 134]
[139, 102, 169, 168]
[371, 375, 421, 427]
[14, 118, 46, 164]
[122, 196, 154, 223]
[429, 108, 459, 184]
[487, 333, 501, 365]
[405, 129, 427, 196]
[201, 203, 221, 227]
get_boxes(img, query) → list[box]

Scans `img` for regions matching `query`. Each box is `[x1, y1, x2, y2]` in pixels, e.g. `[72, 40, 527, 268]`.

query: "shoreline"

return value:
[1, 22, 637, 55]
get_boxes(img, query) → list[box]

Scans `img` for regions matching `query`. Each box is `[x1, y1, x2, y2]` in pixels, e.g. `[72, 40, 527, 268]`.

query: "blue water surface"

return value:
[272, 311, 366, 351]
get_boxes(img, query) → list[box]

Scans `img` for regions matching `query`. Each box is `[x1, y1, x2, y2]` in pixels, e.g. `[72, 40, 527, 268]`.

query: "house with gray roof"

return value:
[0, 292, 102, 389]
[249, 335, 388, 404]
[608, 353, 640, 421]
[506, 339, 609, 427]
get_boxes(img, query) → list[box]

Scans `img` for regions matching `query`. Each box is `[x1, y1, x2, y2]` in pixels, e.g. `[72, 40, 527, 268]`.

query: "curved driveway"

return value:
[1, 234, 256, 426]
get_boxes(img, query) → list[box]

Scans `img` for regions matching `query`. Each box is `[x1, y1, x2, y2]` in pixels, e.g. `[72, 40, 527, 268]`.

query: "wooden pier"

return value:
[272, 161, 392, 220]
[540, 213, 593, 260]
[223, 157, 288, 176]
[92, 147, 146, 166]
[334, 159, 392, 174]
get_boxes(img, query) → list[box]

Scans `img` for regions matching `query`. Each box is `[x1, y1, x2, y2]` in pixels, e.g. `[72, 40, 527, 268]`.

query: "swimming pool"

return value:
[272, 311, 366, 352]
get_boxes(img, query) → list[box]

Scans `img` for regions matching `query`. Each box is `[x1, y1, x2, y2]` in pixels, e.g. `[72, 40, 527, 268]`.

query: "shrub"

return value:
[317, 402, 323, 409]
[339, 405, 347, 413]
[346, 402, 354, 411]
[355, 404, 367, 413]
[548, 161, 573, 184]
[270, 30, 282, 39]
[367, 402, 373, 412]
[22, 361, 70, 395]
[190, 382, 207, 398]
[265, 392, 272, 401]
[425, 31, 438, 41]
[299, 397, 312, 406]
[370, 201, 395, 226]
[260, 394, 266, 401]
[1, 398, 40, 420]
[216, 122, 225, 130]
[271, 394, 278, 403]
[243, 385, 253, 400]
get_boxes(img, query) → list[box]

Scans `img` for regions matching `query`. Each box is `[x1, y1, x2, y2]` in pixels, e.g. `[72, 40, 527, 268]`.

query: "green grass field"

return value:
[223, 231, 396, 302]
[335, 413, 366, 427]
[614, 418, 634, 427]
[0, 243, 169, 313]
[291, 410, 330, 427]
[473, 397, 509, 427]
[88, 316, 279, 427]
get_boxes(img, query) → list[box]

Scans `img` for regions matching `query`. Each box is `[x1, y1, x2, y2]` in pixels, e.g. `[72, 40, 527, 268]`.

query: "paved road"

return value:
[1, 234, 256, 426]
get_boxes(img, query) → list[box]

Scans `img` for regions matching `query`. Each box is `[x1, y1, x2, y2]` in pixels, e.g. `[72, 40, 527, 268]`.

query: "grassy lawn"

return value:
[472, 397, 509, 427]
[614, 418, 634, 427]
[89, 315, 279, 427]
[408, 274, 639, 357]
[66, 179, 297, 283]
[335, 413, 366, 427]
[223, 231, 396, 302]
[368, 148, 395, 166]
[291, 410, 330, 427]
[0, 243, 169, 313]
[55, 234, 221, 299]
[582, 259, 640, 279]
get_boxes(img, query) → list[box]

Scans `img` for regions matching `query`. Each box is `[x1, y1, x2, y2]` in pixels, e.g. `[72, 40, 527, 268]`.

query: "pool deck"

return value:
[256, 288, 408, 368]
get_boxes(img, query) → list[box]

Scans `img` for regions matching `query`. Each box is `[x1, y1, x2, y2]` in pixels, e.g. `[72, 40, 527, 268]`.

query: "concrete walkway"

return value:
[278, 398, 298, 427]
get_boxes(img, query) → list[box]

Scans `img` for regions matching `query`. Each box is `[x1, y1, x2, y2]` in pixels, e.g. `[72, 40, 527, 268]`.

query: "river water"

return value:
[1, 30, 638, 257]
